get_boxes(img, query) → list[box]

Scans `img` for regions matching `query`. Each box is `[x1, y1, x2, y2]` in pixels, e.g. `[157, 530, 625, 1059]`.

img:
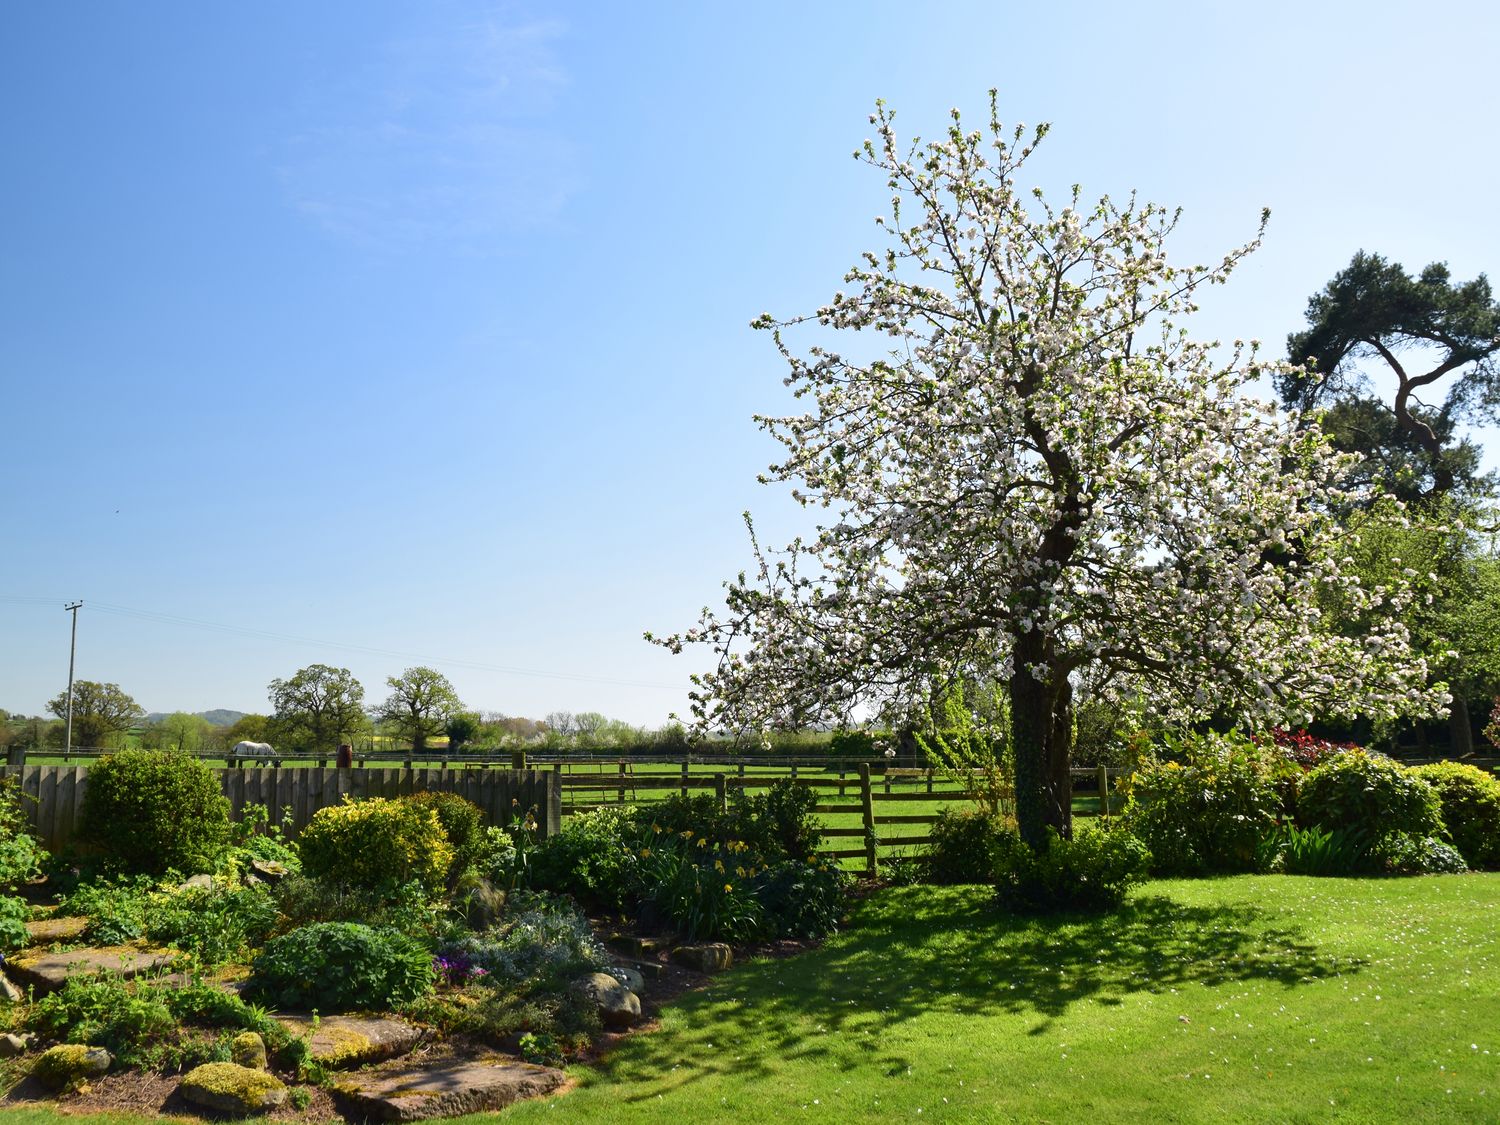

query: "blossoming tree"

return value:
[651, 96, 1448, 849]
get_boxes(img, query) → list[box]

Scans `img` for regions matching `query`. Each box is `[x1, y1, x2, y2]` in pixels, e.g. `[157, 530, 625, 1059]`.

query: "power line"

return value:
[0, 595, 683, 691]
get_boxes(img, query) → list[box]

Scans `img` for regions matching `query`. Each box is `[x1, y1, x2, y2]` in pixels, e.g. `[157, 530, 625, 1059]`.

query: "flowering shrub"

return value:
[632, 834, 765, 942]
[1410, 761, 1500, 869]
[993, 824, 1150, 914]
[1120, 732, 1285, 875]
[297, 797, 453, 895]
[249, 922, 434, 1012]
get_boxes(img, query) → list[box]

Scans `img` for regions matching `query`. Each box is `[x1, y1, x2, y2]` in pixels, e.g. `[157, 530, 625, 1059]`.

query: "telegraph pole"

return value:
[63, 601, 82, 759]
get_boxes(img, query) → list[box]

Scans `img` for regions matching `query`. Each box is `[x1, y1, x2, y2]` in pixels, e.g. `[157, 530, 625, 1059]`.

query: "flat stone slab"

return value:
[5, 947, 176, 995]
[333, 1055, 565, 1121]
[23, 916, 88, 944]
[275, 1015, 426, 1069]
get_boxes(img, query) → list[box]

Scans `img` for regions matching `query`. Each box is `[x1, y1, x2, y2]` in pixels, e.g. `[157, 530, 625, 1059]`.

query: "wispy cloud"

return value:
[278, 10, 576, 252]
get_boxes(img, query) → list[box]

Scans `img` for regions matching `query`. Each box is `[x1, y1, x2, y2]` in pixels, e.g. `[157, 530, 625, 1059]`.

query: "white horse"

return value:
[232, 740, 278, 764]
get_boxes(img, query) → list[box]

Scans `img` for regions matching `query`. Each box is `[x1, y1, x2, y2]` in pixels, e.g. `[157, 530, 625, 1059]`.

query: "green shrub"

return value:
[402, 791, 485, 878]
[0, 775, 43, 889]
[524, 807, 637, 912]
[751, 859, 848, 939]
[1371, 833, 1468, 875]
[58, 876, 155, 944]
[727, 781, 823, 863]
[0, 895, 28, 952]
[1297, 750, 1444, 844]
[994, 825, 1150, 914]
[146, 881, 279, 967]
[297, 797, 453, 896]
[28, 973, 177, 1068]
[271, 874, 443, 939]
[220, 804, 300, 875]
[1410, 762, 1500, 869]
[923, 808, 1011, 884]
[1120, 731, 1284, 875]
[249, 922, 435, 1012]
[79, 750, 231, 874]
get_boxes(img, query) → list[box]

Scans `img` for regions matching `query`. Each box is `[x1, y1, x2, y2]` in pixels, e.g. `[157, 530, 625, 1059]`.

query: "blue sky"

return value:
[3, 1, 1498, 726]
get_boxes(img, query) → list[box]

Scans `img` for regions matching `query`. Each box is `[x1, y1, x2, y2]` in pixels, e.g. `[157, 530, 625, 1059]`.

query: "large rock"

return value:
[333, 1056, 565, 1121]
[22, 915, 88, 944]
[179, 1062, 288, 1115]
[0, 971, 22, 1003]
[230, 1031, 267, 1070]
[0, 1033, 31, 1057]
[574, 971, 641, 1029]
[275, 1015, 425, 1069]
[6, 947, 176, 995]
[248, 859, 290, 884]
[607, 966, 646, 994]
[669, 942, 733, 973]
[32, 1045, 111, 1092]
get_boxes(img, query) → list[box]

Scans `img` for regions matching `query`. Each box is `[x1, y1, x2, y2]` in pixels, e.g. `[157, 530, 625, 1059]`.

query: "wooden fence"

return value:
[2, 765, 561, 855]
[553, 760, 1123, 874]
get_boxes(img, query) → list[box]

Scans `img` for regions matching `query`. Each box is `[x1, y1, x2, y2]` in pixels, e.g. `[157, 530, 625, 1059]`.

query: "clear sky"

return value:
[3, 1, 1498, 726]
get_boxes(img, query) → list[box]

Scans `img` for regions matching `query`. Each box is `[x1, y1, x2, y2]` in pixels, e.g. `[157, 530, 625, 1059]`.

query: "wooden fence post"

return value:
[618, 759, 628, 806]
[1097, 765, 1109, 816]
[511, 749, 526, 771]
[680, 760, 689, 798]
[714, 773, 727, 813]
[859, 763, 877, 877]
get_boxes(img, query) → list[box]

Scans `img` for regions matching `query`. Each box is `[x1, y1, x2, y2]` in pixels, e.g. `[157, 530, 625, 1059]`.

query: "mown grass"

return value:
[489, 875, 1500, 1123]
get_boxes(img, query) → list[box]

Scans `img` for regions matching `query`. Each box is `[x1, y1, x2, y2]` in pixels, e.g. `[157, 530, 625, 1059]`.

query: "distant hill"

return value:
[142, 709, 246, 727]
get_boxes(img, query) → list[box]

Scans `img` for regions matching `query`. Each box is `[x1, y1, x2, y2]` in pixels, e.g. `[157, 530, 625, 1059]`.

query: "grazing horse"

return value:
[232, 740, 279, 765]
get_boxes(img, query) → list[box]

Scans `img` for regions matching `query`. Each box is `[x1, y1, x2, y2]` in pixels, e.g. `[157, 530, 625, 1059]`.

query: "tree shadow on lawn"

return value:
[602, 885, 1365, 1103]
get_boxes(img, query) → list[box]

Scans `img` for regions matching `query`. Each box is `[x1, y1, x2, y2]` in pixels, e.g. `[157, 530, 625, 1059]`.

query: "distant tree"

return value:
[378, 666, 463, 752]
[268, 665, 366, 756]
[1279, 252, 1500, 503]
[158, 712, 211, 753]
[543, 711, 577, 737]
[45, 681, 144, 749]
[224, 713, 273, 746]
[445, 711, 482, 750]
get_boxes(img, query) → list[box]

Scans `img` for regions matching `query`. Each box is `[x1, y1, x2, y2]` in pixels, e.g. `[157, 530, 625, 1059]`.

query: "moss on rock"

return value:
[179, 1061, 288, 1115]
[32, 1044, 111, 1092]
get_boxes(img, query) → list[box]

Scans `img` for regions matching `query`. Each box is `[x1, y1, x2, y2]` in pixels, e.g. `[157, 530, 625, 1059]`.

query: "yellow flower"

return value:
[736, 866, 746, 877]
[639, 848, 652, 859]
[697, 838, 708, 848]
[724, 883, 733, 893]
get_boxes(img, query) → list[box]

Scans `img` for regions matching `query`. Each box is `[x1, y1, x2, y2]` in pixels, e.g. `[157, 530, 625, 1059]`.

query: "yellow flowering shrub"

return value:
[298, 797, 453, 894]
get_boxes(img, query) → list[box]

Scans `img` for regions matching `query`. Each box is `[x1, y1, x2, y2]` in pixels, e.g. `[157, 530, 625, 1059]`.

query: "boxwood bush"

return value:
[79, 750, 230, 874]
[923, 807, 1011, 884]
[994, 825, 1150, 914]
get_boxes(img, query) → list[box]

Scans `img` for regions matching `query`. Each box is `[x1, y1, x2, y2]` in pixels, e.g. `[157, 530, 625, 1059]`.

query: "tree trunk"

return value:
[1449, 696, 1474, 758]
[1009, 634, 1072, 850]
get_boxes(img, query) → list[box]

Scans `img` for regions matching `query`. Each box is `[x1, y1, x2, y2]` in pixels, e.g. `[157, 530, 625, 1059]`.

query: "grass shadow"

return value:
[595, 884, 1365, 1101]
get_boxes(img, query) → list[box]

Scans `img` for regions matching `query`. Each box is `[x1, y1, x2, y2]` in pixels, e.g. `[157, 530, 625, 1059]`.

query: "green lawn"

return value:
[491, 875, 1500, 1123]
